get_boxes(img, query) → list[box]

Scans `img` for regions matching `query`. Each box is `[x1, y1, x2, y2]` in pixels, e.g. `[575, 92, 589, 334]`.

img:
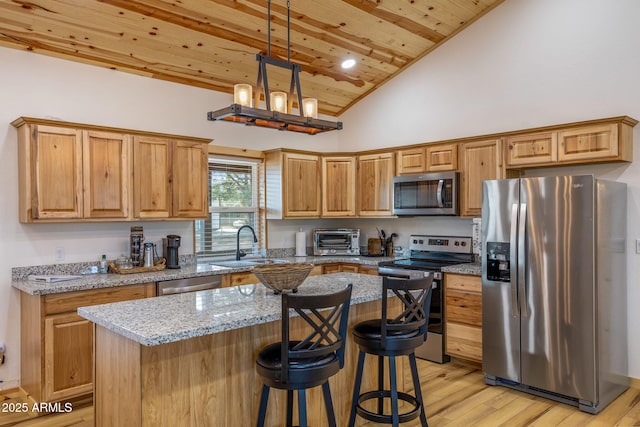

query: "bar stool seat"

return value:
[348, 276, 433, 427]
[255, 284, 353, 427]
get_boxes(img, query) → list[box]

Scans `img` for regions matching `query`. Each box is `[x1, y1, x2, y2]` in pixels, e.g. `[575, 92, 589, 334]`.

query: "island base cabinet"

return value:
[94, 298, 406, 427]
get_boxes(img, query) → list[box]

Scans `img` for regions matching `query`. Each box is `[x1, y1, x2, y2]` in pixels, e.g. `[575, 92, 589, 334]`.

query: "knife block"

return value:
[367, 238, 382, 256]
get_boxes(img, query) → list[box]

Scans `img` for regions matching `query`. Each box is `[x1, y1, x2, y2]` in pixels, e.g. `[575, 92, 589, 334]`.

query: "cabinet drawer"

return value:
[446, 322, 482, 363]
[446, 290, 482, 327]
[43, 283, 155, 315]
[223, 272, 259, 287]
[445, 273, 481, 293]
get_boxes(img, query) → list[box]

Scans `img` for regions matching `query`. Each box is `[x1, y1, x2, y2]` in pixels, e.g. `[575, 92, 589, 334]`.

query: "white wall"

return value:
[0, 47, 339, 387]
[340, 0, 640, 379]
[3, 0, 640, 386]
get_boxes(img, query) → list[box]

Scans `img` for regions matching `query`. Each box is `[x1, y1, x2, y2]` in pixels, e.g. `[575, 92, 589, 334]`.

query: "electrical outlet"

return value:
[55, 246, 65, 262]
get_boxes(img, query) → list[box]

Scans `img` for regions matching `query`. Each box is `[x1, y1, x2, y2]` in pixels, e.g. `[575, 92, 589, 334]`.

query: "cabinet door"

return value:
[283, 152, 321, 217]
[83, 130, 131, 219]
[506, 132, 557, 167]
[396, 148, 425, 174]
[459, 139, 503, 217]
[426, 143, 457, 172]
[31, 125, 83, 219]
[133, 136, 171, 219]
[357, 153, 394, 216]
[557, 123, 618, 162]
[322, 156, 356, 217]
[44, 313, 93, 401]
[172, 140, 209, 218]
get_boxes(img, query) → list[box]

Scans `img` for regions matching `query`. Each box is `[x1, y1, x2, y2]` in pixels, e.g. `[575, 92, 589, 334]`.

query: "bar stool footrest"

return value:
[355, 390, 421, 424]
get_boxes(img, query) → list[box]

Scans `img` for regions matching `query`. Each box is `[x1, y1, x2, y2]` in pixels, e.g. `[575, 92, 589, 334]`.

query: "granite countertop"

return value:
[441, 262, 481, 276]
[12, 255, 397, 295]
[78, 272, 382, 346]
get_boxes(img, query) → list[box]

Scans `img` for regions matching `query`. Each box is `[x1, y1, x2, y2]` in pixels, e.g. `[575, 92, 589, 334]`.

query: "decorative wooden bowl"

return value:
[252, 263, 313, 293]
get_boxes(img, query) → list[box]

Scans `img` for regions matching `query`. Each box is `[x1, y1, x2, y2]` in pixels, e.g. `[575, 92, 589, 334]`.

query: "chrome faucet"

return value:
[236, 225, 258, 260]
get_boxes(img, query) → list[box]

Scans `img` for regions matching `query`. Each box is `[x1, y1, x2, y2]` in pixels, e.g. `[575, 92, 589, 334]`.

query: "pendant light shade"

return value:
[270, 91, 288, 113]
[302, 98, 318, 119]
[233, 84, 253, 107]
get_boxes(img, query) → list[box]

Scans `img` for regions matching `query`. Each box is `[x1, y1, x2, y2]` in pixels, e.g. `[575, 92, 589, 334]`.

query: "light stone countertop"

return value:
[441, 262, 481, 276]
[12, 255, 396, 295]
[78, 272, 382, 347]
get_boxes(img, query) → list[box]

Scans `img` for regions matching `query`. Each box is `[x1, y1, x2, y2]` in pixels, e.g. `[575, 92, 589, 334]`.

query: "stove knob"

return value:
[419, 240, 424, 244]
[454, 241, 460, 246]
[461, 241, 466, 246]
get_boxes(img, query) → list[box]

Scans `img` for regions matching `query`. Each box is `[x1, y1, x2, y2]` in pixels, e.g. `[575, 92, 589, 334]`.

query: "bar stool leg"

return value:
[286, 390, 294, 427]
[378, 355, 385, 415]
[389, 356, 399, 427]
[348, 351, 366, 427]
[321, 381, 337, 427]
[409, 353, 429, 427]
[256, 384, 270, 427]
[298, 389, 308, 427]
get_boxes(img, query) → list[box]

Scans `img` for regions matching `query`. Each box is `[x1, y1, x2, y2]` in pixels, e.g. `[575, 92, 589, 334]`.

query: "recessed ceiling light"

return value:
[341, 58, 356, 69]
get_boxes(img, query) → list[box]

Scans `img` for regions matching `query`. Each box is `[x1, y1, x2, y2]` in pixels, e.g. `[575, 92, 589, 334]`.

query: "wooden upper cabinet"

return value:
[172, 140, 209, 218]
[82, 130, 131, 219]
[21, 124, 83, 221]
[459, 139, 504, 217]
[505, 132, 557, 167]
[266, 150, 321, 219]
[505, 117, 637, 168]
[13, 117, 210, 222]
[134, 136, 172, 219]
[426, 143, 457, 171]
[357, 152, 395, 216]
[134, 136, 208, 219]
[14, 122, 130, 222]
[557, 123, 619, 162]
[322, 156, 356, 217]
[396, 147, 425, 174]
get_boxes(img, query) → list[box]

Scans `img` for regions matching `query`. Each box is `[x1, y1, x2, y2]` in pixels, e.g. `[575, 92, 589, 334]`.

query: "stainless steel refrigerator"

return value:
[481, 175, 628, 414]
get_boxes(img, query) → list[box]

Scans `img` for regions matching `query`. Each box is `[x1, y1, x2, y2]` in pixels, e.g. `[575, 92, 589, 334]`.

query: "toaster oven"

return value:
[313, 229, 360, 256]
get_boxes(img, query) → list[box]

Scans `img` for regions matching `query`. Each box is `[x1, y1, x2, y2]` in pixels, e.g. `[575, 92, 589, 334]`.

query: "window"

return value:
[195, 157, 263, 258]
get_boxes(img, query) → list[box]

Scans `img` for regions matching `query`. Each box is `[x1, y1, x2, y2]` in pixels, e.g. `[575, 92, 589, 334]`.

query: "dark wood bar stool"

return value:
[255, 284, 353, 427]
[348, 276, 433, 427]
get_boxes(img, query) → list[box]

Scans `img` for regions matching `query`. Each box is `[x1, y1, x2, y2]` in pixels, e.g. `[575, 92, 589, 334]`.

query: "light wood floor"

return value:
[1, 359, 639, 426]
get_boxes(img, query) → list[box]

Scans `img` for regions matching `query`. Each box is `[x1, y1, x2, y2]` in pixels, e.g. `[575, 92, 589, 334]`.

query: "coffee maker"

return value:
[163, 235, 181, 269]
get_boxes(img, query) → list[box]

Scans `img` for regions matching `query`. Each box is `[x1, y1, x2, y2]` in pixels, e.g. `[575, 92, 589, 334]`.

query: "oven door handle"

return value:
[436, 179, 445, 208]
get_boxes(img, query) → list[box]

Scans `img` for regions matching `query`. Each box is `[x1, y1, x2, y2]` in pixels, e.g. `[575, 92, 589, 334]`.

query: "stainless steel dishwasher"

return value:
[157, 275, 222, 296]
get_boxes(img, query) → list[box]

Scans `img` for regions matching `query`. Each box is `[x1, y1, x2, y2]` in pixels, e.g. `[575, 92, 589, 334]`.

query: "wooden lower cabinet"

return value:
[444, 273, 482, 363]
[321, 263, 375, 274]
[20, 283, 156, 403]
[222, 271, 258, 287]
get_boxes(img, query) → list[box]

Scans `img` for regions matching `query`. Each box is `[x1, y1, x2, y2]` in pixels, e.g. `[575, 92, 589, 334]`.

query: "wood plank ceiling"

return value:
[0, 0, 504, 116]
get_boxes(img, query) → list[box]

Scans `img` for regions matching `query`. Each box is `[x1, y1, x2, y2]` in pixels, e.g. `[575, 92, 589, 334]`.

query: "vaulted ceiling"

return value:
[0, 0, 504, 116]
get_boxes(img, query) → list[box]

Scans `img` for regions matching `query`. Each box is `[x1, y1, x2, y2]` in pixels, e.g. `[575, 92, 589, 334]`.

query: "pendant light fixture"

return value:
[207, 0, 342, 135]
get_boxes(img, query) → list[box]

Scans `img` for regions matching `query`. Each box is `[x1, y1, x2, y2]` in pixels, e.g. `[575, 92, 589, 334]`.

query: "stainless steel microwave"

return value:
[392, 171, 459, 216]
[313, 229, 360, 256]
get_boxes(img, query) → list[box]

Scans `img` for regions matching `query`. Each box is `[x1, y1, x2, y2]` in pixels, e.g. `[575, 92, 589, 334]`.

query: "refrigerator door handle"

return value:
[436, 179, 444, 208]
[518, 203, 528, 318]
[510, 203, 519, 317]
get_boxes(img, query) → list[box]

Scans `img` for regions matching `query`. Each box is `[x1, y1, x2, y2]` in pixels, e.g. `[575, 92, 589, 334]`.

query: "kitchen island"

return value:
[78, 272, 405, 426]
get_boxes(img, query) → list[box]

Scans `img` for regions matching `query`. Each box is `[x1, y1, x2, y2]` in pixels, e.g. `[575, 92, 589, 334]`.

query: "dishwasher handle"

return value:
[157, 275, 222, 296]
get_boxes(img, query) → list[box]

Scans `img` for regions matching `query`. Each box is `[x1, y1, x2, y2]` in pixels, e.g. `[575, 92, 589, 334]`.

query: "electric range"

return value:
[378, 235, 474, 363]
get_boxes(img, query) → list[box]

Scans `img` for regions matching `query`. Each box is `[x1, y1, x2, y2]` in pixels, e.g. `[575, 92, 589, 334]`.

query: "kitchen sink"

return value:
[209, 259, 289, 268]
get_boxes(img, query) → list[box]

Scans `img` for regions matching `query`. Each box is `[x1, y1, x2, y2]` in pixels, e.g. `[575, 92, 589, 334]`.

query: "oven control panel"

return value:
[408, 235, 472, 254]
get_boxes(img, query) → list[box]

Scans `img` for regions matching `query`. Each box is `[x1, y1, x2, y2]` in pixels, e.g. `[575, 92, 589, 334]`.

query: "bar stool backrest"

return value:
[381, 276, 433, 349]
[281, 284, 353, 383]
